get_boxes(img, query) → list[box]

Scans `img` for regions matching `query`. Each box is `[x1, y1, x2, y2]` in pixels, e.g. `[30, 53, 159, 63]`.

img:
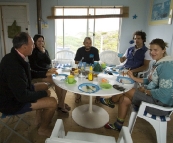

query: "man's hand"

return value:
[46, 68, 58, 77]
[46, 90, 51, 97]
[127, 70, 134, 79]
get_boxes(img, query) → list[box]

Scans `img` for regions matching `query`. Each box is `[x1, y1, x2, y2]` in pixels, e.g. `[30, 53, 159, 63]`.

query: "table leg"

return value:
[72, 96, 109, 129]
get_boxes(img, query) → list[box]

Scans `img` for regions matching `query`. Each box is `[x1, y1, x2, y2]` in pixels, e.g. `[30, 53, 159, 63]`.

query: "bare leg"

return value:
[34, 82, 48, 126]
[32, 83, 57, 137]
[55, 85, 67, 109]
[118, 96, 132, 119]
[35, 110, 42, 127]
[104, 88, 135, 131]
[111, 88, 136, 103]
[40, 76, 67, 109]
[31, 97, 57, 137]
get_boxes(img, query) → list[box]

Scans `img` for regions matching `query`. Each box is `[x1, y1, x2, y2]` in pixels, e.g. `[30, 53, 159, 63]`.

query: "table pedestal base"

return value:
[72, 104, 109, 129]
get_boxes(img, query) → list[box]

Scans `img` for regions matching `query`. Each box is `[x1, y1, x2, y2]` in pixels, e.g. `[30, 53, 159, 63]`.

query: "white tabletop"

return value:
[53, 68, 134, 129]
[53, 68, 134, 97]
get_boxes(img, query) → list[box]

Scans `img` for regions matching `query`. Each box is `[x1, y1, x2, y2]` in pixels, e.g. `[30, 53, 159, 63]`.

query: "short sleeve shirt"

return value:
[74, 46, 100, 64]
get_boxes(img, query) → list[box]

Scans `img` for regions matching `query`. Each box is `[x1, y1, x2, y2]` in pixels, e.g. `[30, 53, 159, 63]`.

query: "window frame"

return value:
[47, 6, 129, 19]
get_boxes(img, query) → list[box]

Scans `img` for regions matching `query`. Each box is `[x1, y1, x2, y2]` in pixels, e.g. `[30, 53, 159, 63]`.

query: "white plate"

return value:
[78, 83, 100, 93]
[116, 76, 134, 84]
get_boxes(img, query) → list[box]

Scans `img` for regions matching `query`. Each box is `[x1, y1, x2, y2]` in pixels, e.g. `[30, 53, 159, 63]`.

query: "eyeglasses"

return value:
[113, 84, 125, 91]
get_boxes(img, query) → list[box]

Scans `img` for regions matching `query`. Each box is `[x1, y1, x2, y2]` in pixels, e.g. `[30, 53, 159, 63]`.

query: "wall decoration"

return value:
[133, 14, 137, 19]
[8, 20, 21, 38]
[149, 0, 173, 25]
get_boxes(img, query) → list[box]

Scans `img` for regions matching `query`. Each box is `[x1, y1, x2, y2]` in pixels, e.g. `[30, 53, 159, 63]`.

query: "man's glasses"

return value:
[113, 84, 125, 91]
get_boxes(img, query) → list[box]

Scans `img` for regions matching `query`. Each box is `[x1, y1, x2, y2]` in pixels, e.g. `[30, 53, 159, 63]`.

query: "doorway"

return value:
[0, 3, 30, 58]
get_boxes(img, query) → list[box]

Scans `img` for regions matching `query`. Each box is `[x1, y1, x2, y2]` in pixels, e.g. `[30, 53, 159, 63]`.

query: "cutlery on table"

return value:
[86, 85, 95, 92]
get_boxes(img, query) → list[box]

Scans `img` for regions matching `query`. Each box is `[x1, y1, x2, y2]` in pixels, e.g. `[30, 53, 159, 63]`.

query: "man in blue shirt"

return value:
[119, 30, 152, 76]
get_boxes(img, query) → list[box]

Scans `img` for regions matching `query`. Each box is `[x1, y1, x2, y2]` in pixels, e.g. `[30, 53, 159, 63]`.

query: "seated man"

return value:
[0, 32, 57, 137]
[118, 30, 152, 76]
[74, 37, 100, 65]
[74, 37, 100, 102]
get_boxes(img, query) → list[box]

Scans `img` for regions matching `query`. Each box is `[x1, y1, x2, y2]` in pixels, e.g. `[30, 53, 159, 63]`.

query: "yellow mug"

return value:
[68, 75, 74, 84]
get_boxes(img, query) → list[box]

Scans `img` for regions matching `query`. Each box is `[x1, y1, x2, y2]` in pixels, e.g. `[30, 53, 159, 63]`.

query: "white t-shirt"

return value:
[123, 47, 152, 60]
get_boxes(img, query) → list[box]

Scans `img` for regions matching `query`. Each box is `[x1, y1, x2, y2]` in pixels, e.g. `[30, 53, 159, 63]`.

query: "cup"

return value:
[67, 75, 74, 84]
[118, 53, 124, 58]
[94, 61, 98, 67]
[101, 63, 106, 69]
[51, 60, 57, 68]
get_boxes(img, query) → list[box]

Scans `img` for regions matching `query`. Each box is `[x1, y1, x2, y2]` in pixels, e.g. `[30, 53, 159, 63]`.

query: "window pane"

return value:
[55, 8, 88, 53]
[55, 7, 121, 54]
[94, 18, 119, 53]
[94, 8, 120, 52]
[64, 19, 87, 52]
[55, 19, 64, 53]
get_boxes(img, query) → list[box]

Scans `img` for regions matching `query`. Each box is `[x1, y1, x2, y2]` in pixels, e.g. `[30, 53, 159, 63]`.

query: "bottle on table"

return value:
[88, 66, 93, 81]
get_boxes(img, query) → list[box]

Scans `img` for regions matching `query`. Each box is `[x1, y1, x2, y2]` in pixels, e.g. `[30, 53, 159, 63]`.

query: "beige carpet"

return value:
[1, 89, 173, 143]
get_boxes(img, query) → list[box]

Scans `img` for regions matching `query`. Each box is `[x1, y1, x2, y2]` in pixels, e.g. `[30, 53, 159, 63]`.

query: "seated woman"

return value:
[100, 38, 173, 131]
[28, 34, 70, 113]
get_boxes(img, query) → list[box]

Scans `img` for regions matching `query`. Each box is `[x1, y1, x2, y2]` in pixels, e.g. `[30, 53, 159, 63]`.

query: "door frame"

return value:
[0, 2, 30, 57]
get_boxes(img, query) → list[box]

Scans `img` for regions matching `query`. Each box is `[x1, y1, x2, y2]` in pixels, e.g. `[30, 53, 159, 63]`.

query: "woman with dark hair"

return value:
[100, 38, 173, 131]
[29, 34, 51, 71]
[28, 34, 70, 113]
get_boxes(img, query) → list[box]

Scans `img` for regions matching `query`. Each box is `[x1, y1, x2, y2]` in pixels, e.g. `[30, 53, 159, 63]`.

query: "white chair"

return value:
[128, 101, 173, 143]
[53, 50, 75, 66]
[45, 119, 133, 143]
[138, 60, 155, 78]
[0, 112, 31, 143]
[99, 50, 120, 66]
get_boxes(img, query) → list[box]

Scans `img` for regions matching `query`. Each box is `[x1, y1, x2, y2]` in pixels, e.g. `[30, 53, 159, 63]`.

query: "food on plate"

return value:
[70, 68, 80, 76]
[119, 78, 132, 84]
[100, 78, 109, 83]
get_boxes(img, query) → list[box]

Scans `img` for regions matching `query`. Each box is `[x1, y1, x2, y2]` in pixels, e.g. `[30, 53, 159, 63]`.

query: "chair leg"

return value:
[16, 115, 30, 126]
[154, 122, 167, 143]
[128, 111, 138, 134]
[0, 117, 13, 132]
[144, 117, 167, 143]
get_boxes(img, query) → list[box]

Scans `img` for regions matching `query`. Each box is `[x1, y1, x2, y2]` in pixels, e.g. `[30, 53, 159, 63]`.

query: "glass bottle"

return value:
[88, 66, 93, 81]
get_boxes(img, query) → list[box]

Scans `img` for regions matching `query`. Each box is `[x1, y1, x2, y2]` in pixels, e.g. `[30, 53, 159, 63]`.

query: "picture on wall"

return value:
[149, 0, 173, 25]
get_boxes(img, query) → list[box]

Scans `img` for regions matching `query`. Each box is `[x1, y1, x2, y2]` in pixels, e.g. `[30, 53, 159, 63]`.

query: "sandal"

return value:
[57, 107, 69, 113]
[65, 103, 71, 111]
[95, 96, 100, 103]
[75, 94, 81, 103]
[57, 103, 71, 111]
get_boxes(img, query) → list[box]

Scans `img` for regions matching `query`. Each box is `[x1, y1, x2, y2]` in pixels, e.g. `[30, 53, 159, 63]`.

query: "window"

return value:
[48, 7, 129, 54]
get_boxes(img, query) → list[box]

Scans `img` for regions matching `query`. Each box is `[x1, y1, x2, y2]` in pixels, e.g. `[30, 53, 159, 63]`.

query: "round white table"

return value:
[53, 68, 134, 129]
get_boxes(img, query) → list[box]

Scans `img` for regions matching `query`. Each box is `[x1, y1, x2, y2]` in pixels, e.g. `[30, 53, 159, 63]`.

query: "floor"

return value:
[0, 89, 173, 143]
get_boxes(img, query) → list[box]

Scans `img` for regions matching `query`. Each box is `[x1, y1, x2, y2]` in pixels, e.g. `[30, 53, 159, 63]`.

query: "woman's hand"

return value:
[138, 86, 145, 93]
[46, 68, 58, 77]
[37, 46, 45, 53]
